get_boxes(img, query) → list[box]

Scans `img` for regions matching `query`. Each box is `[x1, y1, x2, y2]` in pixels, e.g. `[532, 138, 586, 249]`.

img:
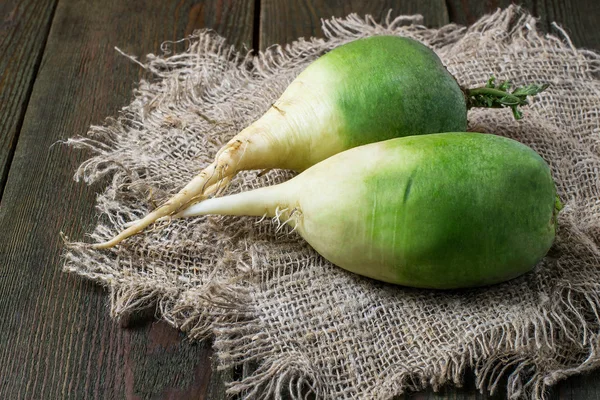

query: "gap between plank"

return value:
[443, 0, 456, 24]
[0, 0, 60, 205]
[252, 0, 261, 51]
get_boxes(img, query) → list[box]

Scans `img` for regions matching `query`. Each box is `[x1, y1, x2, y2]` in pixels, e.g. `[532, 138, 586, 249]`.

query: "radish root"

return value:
[92, 140, 246, 249]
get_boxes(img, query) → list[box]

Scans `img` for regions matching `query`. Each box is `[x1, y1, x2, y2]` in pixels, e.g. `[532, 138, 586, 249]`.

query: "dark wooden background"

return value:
[1, 0, 599, 398]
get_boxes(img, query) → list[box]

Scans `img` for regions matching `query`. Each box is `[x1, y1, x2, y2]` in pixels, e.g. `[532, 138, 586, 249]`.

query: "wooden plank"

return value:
[0, 0, 58, 201]
[445, 0, 544, 28]
[258, 0, 449, 50]
[445, 0, 600, 50]
[0, 0, 253, 398]
[540, 0, 600, 50]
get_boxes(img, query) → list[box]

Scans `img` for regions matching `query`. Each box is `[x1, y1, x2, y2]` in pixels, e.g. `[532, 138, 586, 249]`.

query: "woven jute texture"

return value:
[64, 6, 600, 399]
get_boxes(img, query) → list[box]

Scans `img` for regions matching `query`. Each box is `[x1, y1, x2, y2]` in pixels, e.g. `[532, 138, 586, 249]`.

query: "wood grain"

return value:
[0, 0, 253, 398]
[0, 0, 58, 201]
[445, 0, 600, 50]
[445, 0, 540, 27]
[258, 0, 449, 50]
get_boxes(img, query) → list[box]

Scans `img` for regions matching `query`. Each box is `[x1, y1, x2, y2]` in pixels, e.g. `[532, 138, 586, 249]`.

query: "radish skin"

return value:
[92, 36, 547, 249]
[172, 133, 559, 289]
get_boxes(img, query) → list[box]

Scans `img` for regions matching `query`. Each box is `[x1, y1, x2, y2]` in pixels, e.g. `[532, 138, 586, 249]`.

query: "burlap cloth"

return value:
[64, 6, 600, 399]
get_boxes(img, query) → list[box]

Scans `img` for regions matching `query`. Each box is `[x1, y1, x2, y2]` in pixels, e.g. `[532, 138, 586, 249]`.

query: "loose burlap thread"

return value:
[64, 6, 600, 399]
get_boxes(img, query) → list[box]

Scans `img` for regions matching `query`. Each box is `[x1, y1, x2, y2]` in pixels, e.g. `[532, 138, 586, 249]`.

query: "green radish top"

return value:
[274, 35, 468, 169]
[271, 36, 546, 171]
[311, 35, 467, 149]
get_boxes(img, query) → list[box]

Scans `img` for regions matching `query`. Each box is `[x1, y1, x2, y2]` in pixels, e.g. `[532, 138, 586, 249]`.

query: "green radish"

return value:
[93, 35, 547, 249]
[168, 133, 559, 289]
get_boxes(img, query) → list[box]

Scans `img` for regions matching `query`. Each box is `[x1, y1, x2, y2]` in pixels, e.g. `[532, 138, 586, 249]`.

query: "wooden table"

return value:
[1, 1, 599, 398]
